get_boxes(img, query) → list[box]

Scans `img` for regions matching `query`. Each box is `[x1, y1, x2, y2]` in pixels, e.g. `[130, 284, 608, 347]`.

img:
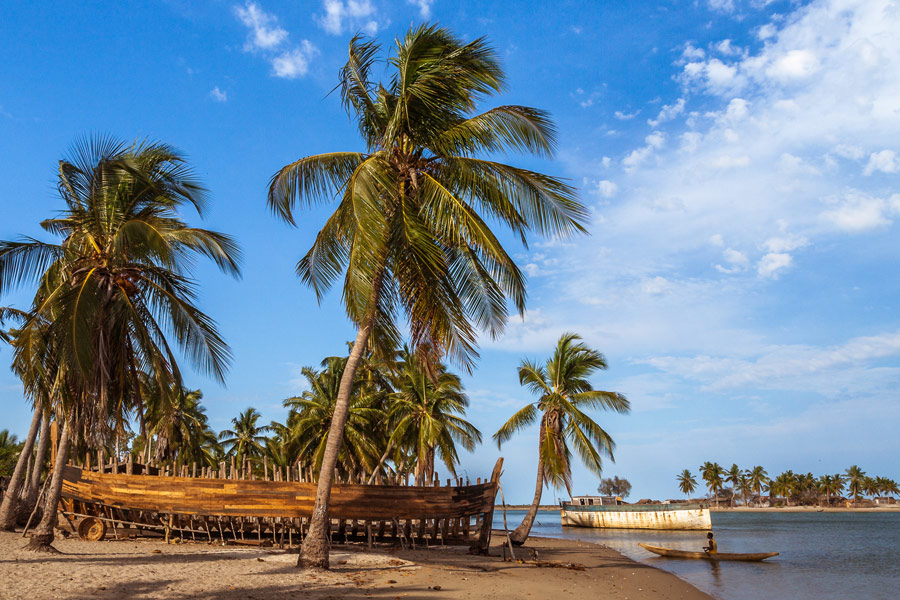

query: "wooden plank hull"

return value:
[59, 460, 503, 551]
[639, 543, 779, 561]
[62, 466, 496, 520]
[561, 505, 711, 530]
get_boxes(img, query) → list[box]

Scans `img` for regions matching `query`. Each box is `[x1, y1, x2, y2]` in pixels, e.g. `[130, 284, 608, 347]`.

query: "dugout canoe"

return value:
[638, 543, 779, 561]
[58, 457, 502, 552]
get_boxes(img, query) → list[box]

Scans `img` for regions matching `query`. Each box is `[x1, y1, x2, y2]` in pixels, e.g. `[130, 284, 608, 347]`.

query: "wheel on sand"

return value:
[78, 517, 107, 541]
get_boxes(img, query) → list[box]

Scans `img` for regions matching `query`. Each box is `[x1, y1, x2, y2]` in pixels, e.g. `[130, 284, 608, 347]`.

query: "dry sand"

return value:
[0, 530, 712, 600]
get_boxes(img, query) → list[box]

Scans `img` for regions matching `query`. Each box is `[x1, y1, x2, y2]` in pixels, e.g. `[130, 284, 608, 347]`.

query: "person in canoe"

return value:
[703, 532, 718, 555]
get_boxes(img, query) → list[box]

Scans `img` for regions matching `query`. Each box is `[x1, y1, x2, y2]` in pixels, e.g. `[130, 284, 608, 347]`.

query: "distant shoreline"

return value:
[495, 504, 900, 513]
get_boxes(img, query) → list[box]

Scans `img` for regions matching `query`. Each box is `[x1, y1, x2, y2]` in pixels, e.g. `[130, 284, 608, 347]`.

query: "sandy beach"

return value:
[0, 530, 712, 600]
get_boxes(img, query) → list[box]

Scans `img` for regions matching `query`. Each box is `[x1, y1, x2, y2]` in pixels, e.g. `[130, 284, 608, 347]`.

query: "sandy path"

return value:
[0, 531, 712, 600]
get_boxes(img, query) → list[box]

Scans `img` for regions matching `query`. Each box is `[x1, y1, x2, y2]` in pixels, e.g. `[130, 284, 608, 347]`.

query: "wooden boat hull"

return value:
[639, 543, 779, 561]
[58, 459, 502, 551]
[561, 504, 711, 530]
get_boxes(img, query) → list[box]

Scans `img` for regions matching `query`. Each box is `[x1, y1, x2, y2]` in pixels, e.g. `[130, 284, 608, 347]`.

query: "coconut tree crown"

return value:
[268, 25, 588, 370]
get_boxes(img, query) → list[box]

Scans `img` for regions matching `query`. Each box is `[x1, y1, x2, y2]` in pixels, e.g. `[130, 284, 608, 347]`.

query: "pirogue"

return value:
[57, 456, 502, 553]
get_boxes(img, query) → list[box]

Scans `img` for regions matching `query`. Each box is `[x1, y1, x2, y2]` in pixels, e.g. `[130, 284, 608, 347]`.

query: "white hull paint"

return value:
[560, 506, 711, 530]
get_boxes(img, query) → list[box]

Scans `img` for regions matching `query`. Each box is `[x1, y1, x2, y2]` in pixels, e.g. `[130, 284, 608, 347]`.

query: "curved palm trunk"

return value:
[299, 267, 385, 570]
[510, 455, 544, 545]
[0, 408, 42, 530]
[26, 421, 70, 552]
[21, 410, 51, 520]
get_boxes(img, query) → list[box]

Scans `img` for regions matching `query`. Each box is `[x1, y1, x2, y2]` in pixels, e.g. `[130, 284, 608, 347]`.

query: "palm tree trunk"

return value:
[510, 456, 544, 545]
[26, 421, 71, 552]
[0, 408, 42, 530]
[21, 409, 51, 519]
[299, 265, 386, 570]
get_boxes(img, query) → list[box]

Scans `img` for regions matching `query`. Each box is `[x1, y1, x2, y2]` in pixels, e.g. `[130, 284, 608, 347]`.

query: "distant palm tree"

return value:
[268, 25, 588, 569]
[725, 464, 742, 508]
[699, 462, 725, 506]
[386, 346, 481, 484]
[494, 333, 629, 545]
[0, 137, 241, 551]
[737, 474, 753, 507]
[283, 357, 383, 477]
[862, 476, 879, 500]
[746, 466, 769, 506]
[677, 469, 697, 499]
[770, 471, 798, 506]
[146, 387, 219, 467]
[876, 477, 899, 498]
[845, 465, 866, 506]
[818, 474, 844, 506]
[219, 408, 271, 469]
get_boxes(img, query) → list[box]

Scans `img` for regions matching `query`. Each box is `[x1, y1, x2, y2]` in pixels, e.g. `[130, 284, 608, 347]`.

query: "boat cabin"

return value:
[565, 495, 622, 507]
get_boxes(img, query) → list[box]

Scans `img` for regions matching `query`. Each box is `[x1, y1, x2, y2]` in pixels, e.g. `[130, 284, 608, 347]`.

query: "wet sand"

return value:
[0, 530, 712, 599]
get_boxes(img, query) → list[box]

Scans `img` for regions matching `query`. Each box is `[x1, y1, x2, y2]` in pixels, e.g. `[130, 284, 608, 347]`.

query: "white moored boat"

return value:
[560, 495, 711, 530]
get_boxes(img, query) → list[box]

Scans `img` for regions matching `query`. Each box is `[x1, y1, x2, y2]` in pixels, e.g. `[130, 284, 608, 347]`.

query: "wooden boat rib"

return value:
[58, 458, 502, 551]
[638, 543, 779, 561]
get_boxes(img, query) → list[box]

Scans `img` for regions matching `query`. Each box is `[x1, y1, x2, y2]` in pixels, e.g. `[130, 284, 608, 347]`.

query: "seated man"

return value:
[703, 531, 718, 554]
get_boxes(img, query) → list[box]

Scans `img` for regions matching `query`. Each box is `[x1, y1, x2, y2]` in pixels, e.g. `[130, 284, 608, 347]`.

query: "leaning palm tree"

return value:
[770, 471, 798, 506]
[268, 25, 587, 568]
[385, 346, 481, 484]
[699, 462, 725, 506]
[494, 333, 629, 545]
[737, 474, 753, 507]
[845, 465, 865, 506]
[0, 136, 241, 551]
[677, 469, 697, 499]
[218, 408, 271, 468]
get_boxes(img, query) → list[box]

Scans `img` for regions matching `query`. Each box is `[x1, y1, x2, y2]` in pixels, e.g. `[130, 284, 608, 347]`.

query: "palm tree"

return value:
[267, 25, 587, 568]
[798, 472, 818, 505]
[725, 463, 742, 508]
[862, 476, 879, 501]
[283, 357, 383, 477]
[737, 474, 753, 507]
[385, 346, 481, 484]
[770, 471, 797, 506]
[876, 477, 899, 499]
[818, 474, 844, 506]
[494, 333, 629, 545]
[845, 465, 865, 506]
[0, 137, 241, 550]
[699, 462, 725, 506]
[746, 466, 769, 507]
[146, 387, 219, 467]
[218, 408, 271, 469]
[677, 469, 697, 499]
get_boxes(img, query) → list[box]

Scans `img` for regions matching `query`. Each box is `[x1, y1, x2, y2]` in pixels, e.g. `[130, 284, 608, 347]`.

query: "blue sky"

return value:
[2, 0, 899, 503]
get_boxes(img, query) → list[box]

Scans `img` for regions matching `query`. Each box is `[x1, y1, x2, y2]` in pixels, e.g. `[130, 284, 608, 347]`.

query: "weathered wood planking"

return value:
[61, 462, 500, 521]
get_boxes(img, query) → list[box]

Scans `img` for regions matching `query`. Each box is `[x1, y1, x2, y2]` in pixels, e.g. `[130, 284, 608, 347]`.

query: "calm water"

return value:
[494, 509, 900, 600]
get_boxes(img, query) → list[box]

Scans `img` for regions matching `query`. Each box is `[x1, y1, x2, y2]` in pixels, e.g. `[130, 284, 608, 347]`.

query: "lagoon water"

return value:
[494, 509, 900, 600]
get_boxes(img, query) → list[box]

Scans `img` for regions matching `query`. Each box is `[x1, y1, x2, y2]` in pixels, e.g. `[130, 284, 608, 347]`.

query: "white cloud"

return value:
[623, 132, 665, 172]
[707, 0, 735, 13]
[318, 0, 380, 36]
[271, 42, 318, 79]
[863, 150, 900, 175]
[407, 0, 435, 18]
[766, 49, 820, 81]
[592, 180, 618, 198]
[821, 191, 900, 232]
[210, 86, 228, 102]
[715, 248, 749, 273]
[233, 2, 318, 79]
[614, 110, 639, 120]
[648, 98, 686, 127]
[682, 43, 706, 61]
[757, 252, 792, 278]
[235, 1, 287, 51]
